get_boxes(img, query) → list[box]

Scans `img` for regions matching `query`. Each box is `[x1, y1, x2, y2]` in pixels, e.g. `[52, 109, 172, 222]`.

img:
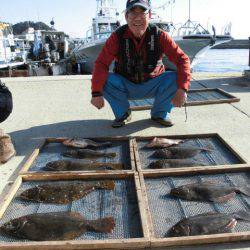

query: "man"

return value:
[91, 0, 190, 128]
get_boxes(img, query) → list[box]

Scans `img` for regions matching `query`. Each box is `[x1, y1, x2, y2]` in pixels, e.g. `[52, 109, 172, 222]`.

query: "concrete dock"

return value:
[0, 72, 250, 249]
[213, 39, 249, 49]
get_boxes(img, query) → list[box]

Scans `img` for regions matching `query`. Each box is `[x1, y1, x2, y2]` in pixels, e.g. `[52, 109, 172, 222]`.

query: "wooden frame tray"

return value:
[133, 133, 248, 174]
[130, 88, 240, 111]
[0, 173, 150, 250]
[19, 137, 136, 175]
[139, 167, 250, 248]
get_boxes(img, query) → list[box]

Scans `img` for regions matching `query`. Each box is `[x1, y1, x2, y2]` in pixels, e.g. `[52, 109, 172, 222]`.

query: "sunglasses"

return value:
[127, 9, 149, 18]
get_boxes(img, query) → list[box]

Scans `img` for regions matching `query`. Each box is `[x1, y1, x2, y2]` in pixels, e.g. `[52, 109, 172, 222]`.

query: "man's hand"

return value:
[91, 96, 105, 109]
[172, 89, 187, 107]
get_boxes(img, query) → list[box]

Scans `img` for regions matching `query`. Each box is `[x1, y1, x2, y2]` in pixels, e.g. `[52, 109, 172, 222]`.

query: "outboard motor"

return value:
[210, 25, 216, 45]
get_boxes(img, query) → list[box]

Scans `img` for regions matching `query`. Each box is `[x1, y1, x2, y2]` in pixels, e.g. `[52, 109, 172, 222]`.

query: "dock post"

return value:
[244, 37, 250, 78]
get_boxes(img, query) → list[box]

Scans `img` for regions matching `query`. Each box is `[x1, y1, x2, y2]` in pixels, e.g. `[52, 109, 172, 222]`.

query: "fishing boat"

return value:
[0, 23, 27, 71]
[27, 29, 70, 76]
[74, 0, 232, 73]
[72, 0, 121, 73]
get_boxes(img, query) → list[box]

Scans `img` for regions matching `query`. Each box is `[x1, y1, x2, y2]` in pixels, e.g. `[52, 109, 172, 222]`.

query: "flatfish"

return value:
[170, 182, 250, 202]
[151, 146, 212, 159]
[144, 138, 184, 148]
[168, 210, 250, 237]
[62, 138, 112, 149]
[19, 180, 115, 204]
[62, 149, 116, 159]
[45, 160, 122, 171]
[0, 212, 115, 241]
[148, 159, 204, 168]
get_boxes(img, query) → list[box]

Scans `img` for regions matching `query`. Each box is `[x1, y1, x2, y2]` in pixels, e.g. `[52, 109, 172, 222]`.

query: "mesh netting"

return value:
[0, 179, 142, 242]
[137, 137, 242, 169]
[129, 89, 234, 109]
[145, 171, 250, 238]
[28, 140, 132, 172]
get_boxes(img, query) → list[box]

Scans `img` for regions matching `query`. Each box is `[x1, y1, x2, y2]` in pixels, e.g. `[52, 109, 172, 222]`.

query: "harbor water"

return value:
[192, 49, 249, 73]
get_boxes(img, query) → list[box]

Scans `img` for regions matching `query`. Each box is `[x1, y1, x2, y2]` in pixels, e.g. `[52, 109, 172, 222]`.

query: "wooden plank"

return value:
[129, 138, 136, 171]
[138, 172, 155, 238]
[21, 172, 135, 181]
[88, 136, 133, 141]
[134, 133, 219, 140]
[133, 139, 143, 172]
[216, 88, 240, 99]
[46, 136, 131, 143]
[20, 162, 126, 176]
[19, 139, 47, 174]
[134, 173, 150, 239]
[0, 176, 22, 219]
[130, 105, 152, 111]
[150, 232, 250, 247]
[0, 238, 149, 249]
[215, 133, 248, 163]
[20, 170, 135, 178]
[141, 164, 250, 177]
[45, 137, 68, 143]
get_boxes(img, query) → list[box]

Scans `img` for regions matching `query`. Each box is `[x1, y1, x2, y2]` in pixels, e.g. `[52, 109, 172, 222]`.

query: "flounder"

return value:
[152, 146, 212, 159]
[19, 180, 115, 204]
[45, 160, 122, 171]
[170, 181, 250, 202]
[0, 212, 115, 241]
[168, 210, 250, 237]
[62, 138, 112, 149]
[144, 138, 184, 148]
[148, 159, 204, 169]
[62, 149, 116, 159]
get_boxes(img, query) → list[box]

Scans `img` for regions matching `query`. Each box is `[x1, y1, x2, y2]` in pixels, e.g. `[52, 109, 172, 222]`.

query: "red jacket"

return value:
[91, 26, 190, 94]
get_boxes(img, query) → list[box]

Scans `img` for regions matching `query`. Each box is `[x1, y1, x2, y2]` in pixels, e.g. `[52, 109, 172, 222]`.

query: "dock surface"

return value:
[1, 72, 250, 249]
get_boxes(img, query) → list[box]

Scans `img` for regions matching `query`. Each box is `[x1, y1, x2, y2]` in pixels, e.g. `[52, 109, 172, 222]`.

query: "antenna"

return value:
[188, 0, 191, 20]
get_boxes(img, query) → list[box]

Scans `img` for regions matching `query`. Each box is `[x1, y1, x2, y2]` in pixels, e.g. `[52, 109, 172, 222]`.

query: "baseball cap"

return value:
[126, 0, 150, 12]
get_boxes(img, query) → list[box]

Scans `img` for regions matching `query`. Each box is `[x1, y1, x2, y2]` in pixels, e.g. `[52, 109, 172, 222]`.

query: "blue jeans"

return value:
[103, 71, 178, 119]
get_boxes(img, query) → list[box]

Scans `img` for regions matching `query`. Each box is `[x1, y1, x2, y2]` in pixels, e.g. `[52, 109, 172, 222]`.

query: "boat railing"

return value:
[177, 19, 210, 37]
[83, 29, 113, 45]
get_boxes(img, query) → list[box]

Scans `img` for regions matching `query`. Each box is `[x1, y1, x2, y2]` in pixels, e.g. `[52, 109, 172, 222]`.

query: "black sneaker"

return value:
[151, 117, 174, 127]
[112, 110, 132, 128]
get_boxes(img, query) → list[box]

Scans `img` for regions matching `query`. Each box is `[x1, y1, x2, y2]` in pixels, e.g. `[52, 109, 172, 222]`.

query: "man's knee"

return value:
[158, 72, 178, 92]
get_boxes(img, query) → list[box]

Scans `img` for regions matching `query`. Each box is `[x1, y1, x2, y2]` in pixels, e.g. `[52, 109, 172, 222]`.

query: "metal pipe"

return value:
[249, 37, 250, 67]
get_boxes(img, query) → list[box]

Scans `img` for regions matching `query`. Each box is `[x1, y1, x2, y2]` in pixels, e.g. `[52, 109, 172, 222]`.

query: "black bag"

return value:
[0, 80, 13, 123]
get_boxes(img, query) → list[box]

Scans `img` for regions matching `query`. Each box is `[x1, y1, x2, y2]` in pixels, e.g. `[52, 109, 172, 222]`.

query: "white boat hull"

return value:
[76, 36, 230, 73]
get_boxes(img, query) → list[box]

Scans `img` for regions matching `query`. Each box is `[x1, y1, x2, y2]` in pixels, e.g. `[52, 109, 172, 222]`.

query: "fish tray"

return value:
[129, 88, 240, 111]
[19, 137, 136, 175]
[139, 168, 250, 247]
[0, 173, 150, 249]
[133, 133, 248, 174]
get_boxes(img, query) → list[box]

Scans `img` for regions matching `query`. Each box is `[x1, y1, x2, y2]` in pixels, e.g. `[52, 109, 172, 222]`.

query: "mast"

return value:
[188, 0, 191, 20]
